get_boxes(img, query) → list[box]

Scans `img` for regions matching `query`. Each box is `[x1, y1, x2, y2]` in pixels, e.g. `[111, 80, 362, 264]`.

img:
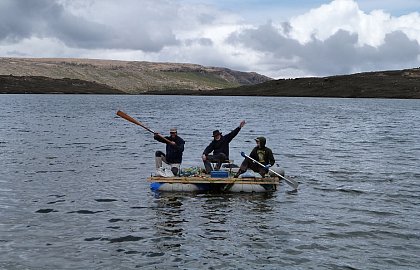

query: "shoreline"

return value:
[2, 68, 420, 99]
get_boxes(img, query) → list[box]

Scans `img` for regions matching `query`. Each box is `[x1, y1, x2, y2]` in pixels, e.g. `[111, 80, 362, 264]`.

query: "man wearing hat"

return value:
[202, 120, 246, 174]
[154, 127, 185, 176]
[234, 136, 275, 178]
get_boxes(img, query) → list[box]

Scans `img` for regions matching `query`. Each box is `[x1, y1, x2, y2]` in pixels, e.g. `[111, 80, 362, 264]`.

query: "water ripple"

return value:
[1, 95, 419, 269]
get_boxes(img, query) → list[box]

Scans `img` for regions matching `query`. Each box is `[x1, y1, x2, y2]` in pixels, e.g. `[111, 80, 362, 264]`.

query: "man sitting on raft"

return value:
[202, 120, 246, 174]
[154, 128, 185, 176]
[234, 136, 275, 178]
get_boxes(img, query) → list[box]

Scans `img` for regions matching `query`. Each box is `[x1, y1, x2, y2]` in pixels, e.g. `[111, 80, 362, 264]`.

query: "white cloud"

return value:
[288, 0, 420, 47]
[0, 0, 419, 78]
[289, 0, 361, 44]
[227, 0, 420, 77]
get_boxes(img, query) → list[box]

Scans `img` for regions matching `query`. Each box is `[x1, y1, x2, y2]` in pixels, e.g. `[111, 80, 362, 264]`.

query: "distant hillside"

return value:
[0, 57, 271, 94]
[1, 57, 419, 98]
[157, 68, 420, 99]
[0, 75, 124, 94]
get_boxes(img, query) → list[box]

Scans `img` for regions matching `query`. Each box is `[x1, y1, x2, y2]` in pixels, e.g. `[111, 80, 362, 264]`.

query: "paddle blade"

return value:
[116, 110, 140, 125]
[116, 110, 173, 144]
[116, 110, 155, 133]
[241, 151, 246, 157]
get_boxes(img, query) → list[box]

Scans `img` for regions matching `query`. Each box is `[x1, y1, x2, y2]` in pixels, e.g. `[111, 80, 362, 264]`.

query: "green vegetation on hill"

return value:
[170, 68, 420, 99]
[0, 75, 124, 94]
[162, 71, 240, 89]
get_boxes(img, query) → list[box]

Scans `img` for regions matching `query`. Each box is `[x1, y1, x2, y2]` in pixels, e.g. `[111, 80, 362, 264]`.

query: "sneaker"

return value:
[155, 168, 165, 177]
[156, 168, 174, 177]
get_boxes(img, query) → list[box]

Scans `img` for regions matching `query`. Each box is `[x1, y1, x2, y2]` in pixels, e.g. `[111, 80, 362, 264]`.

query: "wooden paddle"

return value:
[116, 110, 172, 144]
[241, 152, 299, 190]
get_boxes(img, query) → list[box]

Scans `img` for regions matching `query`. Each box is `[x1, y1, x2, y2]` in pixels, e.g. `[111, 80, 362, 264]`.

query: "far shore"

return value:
[1, 70, 420, 99]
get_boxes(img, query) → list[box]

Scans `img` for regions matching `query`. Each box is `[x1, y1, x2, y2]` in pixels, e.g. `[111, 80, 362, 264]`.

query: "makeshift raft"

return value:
[147, 173, 281, 193]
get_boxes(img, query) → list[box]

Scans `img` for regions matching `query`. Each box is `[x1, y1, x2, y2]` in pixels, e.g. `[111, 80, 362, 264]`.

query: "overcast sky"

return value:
[1, 0, 419, 78]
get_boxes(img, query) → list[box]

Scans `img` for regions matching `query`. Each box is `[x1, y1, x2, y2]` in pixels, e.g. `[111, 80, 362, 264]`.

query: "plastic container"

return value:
[210, 170, 229, 178]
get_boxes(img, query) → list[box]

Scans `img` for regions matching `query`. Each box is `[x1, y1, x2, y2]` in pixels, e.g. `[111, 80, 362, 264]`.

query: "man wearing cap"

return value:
[202, 120, 246, 174]
[234, 136, 275, 178]
[154, 128, 185, 176]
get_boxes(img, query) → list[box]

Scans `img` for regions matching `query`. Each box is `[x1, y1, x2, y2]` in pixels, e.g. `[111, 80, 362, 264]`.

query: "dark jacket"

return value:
[154, 135, 185, 163]
[249, 137, 275, 166]
[203, 126, 241, 159]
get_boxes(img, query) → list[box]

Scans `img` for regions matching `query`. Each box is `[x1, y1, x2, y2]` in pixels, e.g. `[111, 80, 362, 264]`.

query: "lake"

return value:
[1, 94, 419, 269]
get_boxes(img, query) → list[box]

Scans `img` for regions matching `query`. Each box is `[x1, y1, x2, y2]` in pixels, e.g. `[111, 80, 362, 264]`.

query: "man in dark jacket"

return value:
[202, 120, 246, 173]
[154, 128, 185, 176]
[234, 136, 275, 178]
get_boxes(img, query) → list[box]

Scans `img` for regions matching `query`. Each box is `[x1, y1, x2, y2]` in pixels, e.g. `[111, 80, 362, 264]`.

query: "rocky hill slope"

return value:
[0, 57, 271, 93]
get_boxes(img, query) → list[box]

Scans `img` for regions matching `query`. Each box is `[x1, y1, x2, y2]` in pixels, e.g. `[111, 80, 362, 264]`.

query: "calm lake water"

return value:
[1, 94, 419, 269]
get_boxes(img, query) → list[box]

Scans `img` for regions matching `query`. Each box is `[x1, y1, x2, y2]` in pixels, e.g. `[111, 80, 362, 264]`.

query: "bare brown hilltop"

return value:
[0, 57, 271, 94]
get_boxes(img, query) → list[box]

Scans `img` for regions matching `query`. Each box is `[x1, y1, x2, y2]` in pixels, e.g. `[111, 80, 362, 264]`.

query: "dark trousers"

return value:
[237, 158, 268, 177]
[203, 153, 227, 173]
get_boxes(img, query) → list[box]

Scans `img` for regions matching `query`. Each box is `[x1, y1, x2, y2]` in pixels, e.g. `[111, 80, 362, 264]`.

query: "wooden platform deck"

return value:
[147, 176, 280, 185]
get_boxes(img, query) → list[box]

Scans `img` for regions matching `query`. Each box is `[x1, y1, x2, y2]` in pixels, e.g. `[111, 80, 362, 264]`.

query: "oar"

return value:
[241, 152, 299, 190]
[116, 110, 172, 144]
